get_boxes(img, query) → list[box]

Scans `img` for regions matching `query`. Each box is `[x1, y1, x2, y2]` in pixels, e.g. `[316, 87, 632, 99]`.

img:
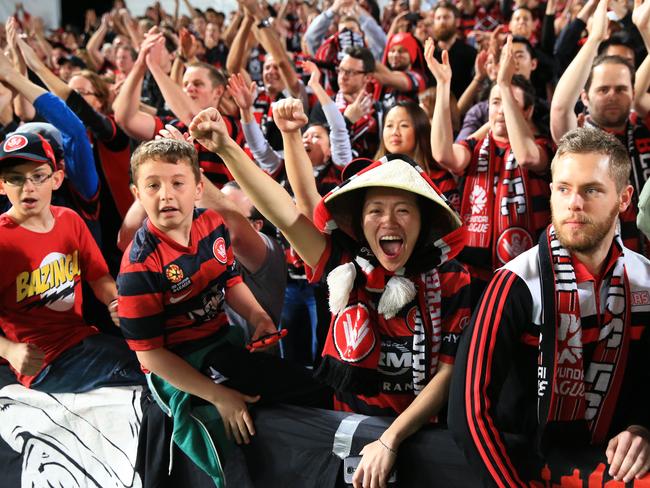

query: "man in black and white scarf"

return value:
[450, 127, 650, 487]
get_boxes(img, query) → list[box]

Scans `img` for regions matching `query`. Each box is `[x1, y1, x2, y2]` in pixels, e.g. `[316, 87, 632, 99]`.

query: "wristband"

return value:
[378, 438, 397, 455]
[257, 17, 273, 29]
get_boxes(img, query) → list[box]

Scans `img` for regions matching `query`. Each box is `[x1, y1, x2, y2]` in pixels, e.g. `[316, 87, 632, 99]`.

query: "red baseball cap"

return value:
[0, 132, 58, 170]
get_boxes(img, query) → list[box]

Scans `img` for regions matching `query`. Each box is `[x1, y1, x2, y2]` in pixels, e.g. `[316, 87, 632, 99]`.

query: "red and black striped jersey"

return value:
[449, 243, 650, 487]
[380, 70, 426, 112]
[153, 115, 245, 189]
[117, 208, 242, 352]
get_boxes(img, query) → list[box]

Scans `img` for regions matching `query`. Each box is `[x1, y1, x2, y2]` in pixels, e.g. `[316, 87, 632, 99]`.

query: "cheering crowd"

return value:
[1, 0, 650, 486]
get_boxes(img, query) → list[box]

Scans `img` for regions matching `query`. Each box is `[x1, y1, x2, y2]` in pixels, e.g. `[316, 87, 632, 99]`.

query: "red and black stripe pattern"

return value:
[117, 208, 242, 351]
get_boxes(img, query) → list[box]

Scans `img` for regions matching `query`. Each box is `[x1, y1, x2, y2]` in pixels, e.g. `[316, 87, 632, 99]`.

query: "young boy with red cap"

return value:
[0, 131, 143, 392]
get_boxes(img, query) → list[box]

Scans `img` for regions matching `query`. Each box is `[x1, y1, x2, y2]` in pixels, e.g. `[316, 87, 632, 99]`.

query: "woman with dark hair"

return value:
[18, 39, 133, 276]
[375, 100, 460, 211]
[189, 98, 472, 488]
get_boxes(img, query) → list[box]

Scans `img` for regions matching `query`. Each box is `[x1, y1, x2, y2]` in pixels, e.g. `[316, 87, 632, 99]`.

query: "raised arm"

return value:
[372, 62, 414, 92]
[228, 73, 283, 174]
[304, 60, 353, 168]
[17, 38, 72, 102]
[498, 38, 548, 172]
[426, 39, 471, 174]
[226, 12, 256, 76]
[199, 176, 268, 273]
[550, 0, 608, 143]
[189, 107, 327, 268]
[457, 50, 488, 116]
[243, 0, 302, 98]
[145, 37, 202, 125]
[112, 32, 159, 141]
[86, 14, 110, 69]
[273, 98, 323, 219]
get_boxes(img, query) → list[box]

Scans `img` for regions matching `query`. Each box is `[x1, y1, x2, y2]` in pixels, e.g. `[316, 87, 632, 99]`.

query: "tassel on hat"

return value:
[377, 276, 416, 319]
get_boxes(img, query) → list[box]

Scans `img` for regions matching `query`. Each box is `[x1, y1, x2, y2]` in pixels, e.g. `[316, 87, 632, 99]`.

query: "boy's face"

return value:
[0, 162, 63, 221]
[132, 158, 203, 236]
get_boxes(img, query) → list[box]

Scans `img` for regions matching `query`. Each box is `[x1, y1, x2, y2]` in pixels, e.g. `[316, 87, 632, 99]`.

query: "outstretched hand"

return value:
[302, 59, 322, 89]
[424, 38, 452, 85]
[227, 73, 257, 111]
[588, 0, 609, 43]
[189, 107, 233, 153]
[496, 35, 515, 87]
[272, 98, 308, 133]
[16, 37, 43, 72]
[633, 0, 650, 32]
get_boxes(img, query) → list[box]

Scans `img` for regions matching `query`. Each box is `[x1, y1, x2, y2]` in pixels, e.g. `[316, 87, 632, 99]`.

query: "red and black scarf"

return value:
[461, 133, 541, 268]
[537, 226, 631, 445]
[313, 157, 467, 395]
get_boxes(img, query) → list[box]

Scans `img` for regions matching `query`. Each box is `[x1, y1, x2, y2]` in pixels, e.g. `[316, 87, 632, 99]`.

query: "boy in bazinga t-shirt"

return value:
[0, 131, 143, 391]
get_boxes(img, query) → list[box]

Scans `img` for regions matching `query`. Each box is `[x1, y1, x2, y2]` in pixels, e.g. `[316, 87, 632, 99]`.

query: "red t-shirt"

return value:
[0, 206, 108, 386]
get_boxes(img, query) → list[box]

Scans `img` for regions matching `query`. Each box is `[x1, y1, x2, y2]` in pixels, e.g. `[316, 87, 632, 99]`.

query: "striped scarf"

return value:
[537, 226, 631, 444]
[461, 133, 541, 268]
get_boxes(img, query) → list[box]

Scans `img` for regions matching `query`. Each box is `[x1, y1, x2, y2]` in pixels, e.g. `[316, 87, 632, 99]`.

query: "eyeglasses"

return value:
[337, 68, 366, 77]
[76, 89, 98, 97]
[3, 172, 54, 187]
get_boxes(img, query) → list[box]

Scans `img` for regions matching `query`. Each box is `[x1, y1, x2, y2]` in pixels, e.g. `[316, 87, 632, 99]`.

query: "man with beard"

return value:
[551, 0, 650, 254]
[431, 1, 476, 100]
[449, 127, 650, 487]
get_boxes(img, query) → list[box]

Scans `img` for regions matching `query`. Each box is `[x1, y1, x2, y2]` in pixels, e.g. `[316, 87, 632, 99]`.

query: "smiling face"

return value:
[362, 187, 421, 272]
[0, 162, 63, 223]
[387, 44, 412, 71]
[262, 55, 286, 97]
[551, 151, 631, 255]
[132, 158, 203, 241]
[383, 106, 416, 157]
[182, 66, 222, 109]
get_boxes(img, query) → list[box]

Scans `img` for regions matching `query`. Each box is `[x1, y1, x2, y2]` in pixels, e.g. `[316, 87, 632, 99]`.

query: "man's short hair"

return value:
[186, 61, 228, 88]
[162, 32, 178, 54]
[552, 127, 631, 192]
[598, 32, 635, 55]
[344, 46, 375, 73]
[434, 1, 461, 18]
[585, 54, 635, 92]
[511, 35, 536, 59]
[339, 15, 361, 29]
[130, 139, 200, 183]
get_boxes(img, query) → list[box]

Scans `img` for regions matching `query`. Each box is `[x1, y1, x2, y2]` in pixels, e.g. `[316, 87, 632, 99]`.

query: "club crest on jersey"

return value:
[213, 237, 227, 264]
[165, 264, 184, 283]
[405, 306, 418, 333]
[496, 227, 533, 264]
[333, 304, 375, 362]
[4, 134, 28, 152]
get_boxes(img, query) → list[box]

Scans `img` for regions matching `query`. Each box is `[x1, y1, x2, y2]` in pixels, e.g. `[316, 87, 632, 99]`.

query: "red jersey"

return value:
[117, 209, 242, 351]
[0, 206, 108, 387]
